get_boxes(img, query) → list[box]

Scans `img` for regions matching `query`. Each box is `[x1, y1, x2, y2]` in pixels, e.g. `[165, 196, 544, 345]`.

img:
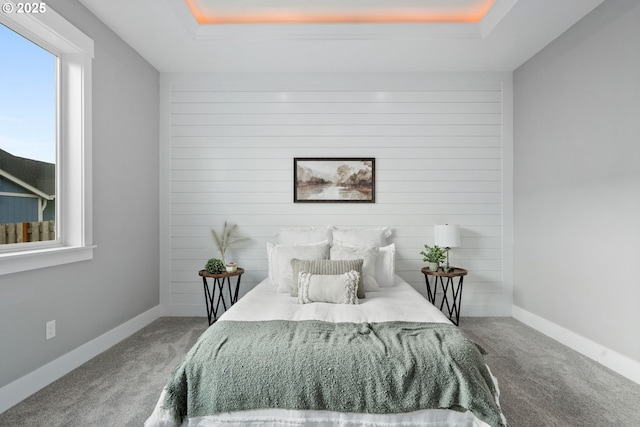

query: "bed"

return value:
[145, 227, 506, 427]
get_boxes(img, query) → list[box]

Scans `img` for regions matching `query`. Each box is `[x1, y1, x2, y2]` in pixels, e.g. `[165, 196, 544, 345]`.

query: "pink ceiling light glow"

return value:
[184, 0, 497, 25]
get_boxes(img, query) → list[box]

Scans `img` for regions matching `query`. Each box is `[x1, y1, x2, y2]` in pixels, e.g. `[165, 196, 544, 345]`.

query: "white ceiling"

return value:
[77, 0, 605, 73]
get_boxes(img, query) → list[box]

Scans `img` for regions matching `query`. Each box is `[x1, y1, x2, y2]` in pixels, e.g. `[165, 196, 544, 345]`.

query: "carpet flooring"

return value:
[0, 316, 638, 426]
[459, 318, 640, 426]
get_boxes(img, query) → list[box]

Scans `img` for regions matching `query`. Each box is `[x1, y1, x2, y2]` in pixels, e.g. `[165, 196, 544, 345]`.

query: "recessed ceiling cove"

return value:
[77, 0, 607, 72]
[184, 0, 497, 25]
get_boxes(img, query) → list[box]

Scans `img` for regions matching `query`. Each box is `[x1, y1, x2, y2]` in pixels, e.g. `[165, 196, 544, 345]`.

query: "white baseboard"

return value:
[0, 305, 163, 414]
[512, 305, 640, 385]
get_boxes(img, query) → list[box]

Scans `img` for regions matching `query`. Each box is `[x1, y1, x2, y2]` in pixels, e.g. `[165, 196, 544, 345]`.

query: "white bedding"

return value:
[222, 275, 451, 324]
[145, 276, 504, 427]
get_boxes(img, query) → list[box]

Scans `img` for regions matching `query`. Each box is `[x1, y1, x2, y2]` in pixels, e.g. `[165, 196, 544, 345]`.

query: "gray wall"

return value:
[0, 0, 160, 387]
[514, 0, 640, 363]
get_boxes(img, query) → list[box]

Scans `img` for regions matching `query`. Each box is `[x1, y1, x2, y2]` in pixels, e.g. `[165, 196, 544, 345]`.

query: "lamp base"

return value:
[443, 247, 453, 272]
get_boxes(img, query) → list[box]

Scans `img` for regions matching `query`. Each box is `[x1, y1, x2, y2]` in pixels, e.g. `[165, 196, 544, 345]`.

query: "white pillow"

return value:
[297, 271, 359, 305]
[290, 258, 365, 298]
[267, 241, 330, 293]
[330, 244, 379, 291]
[276, 226, 332, 245]
[334, 241, 396, 287]
[331, 227, 391, 247]
[375, 243, 396, 287]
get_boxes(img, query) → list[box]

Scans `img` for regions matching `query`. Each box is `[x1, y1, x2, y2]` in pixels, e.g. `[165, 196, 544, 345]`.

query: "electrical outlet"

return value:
[46, 320, 56, 340]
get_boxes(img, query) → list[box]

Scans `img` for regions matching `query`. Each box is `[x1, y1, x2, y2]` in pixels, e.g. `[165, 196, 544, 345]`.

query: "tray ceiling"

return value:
[77, 0, 605, 73]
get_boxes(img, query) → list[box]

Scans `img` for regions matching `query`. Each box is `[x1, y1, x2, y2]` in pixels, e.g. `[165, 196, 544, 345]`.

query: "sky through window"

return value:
[0, 23, 56, 164]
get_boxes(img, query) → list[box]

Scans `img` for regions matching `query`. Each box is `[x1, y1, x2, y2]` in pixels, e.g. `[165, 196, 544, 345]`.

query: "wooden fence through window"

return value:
[0, 221, 56, 244]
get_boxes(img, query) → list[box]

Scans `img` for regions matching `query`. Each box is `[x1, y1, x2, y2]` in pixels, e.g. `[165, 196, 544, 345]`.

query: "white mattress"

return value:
[145, 276, 503, 427]
[220, 275, 451, 324]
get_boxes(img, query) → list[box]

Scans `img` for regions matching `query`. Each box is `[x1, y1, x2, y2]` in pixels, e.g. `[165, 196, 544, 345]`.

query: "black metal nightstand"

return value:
[421, 267, 468, 326]
[198, 268, 244, 325]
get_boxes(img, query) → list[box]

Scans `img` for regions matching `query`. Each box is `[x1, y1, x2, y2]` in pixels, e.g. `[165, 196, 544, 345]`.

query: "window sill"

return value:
[0, 245, 96, 276]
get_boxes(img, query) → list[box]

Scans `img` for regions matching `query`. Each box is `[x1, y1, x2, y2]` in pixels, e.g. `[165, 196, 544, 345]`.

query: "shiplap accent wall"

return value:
[160, 72, 513, 317]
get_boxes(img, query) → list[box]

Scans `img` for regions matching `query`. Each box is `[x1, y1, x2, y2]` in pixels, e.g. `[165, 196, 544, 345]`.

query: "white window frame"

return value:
[0, 3, 95, 275]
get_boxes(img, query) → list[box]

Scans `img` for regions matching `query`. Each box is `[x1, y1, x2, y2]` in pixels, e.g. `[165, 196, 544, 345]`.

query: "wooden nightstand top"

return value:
[421, 267, 468, 278]
[198, 267, 244, 279]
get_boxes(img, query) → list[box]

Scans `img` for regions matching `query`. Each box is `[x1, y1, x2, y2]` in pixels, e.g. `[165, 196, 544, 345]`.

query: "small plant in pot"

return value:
[204, 258, 226, 274]
[420, 244, 446, 272]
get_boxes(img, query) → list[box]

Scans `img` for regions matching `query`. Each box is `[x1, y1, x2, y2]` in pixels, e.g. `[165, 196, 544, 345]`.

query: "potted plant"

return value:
[420, 244, 446, 272]
[204, 258, 225, 274]
[211, 221, 249, 265]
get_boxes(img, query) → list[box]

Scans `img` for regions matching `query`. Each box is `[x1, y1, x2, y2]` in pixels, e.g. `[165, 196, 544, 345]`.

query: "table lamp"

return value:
[434, 224, 460, 273]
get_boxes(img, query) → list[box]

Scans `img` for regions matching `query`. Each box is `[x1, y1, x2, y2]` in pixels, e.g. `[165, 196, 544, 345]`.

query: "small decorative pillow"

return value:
[297, 271, 360, 305]
[291, 258, 365, 298]
[330, 244, 379, 291]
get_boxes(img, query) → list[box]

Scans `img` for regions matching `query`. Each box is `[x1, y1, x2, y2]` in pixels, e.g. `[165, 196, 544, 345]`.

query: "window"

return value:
[0, 6, 94, 275]
[0, 23, 57, 245]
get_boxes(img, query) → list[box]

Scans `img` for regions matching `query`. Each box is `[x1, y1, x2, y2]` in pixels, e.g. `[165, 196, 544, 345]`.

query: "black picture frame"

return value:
[294, 157, 375, 203]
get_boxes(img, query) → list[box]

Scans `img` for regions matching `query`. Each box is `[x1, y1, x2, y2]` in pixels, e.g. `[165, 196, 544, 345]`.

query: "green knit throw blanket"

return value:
[163, 320, 505, 427]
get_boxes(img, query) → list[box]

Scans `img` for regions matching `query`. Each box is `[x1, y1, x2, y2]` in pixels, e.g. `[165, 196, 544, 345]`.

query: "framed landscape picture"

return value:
[294, 158, 375, 203]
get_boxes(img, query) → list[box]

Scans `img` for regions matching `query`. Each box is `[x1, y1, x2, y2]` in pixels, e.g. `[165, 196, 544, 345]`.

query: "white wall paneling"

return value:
[161, 72, 512, 317]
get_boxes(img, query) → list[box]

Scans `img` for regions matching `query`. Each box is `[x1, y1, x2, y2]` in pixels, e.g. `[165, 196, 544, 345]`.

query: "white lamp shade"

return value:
[434, 224, 460, 248]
